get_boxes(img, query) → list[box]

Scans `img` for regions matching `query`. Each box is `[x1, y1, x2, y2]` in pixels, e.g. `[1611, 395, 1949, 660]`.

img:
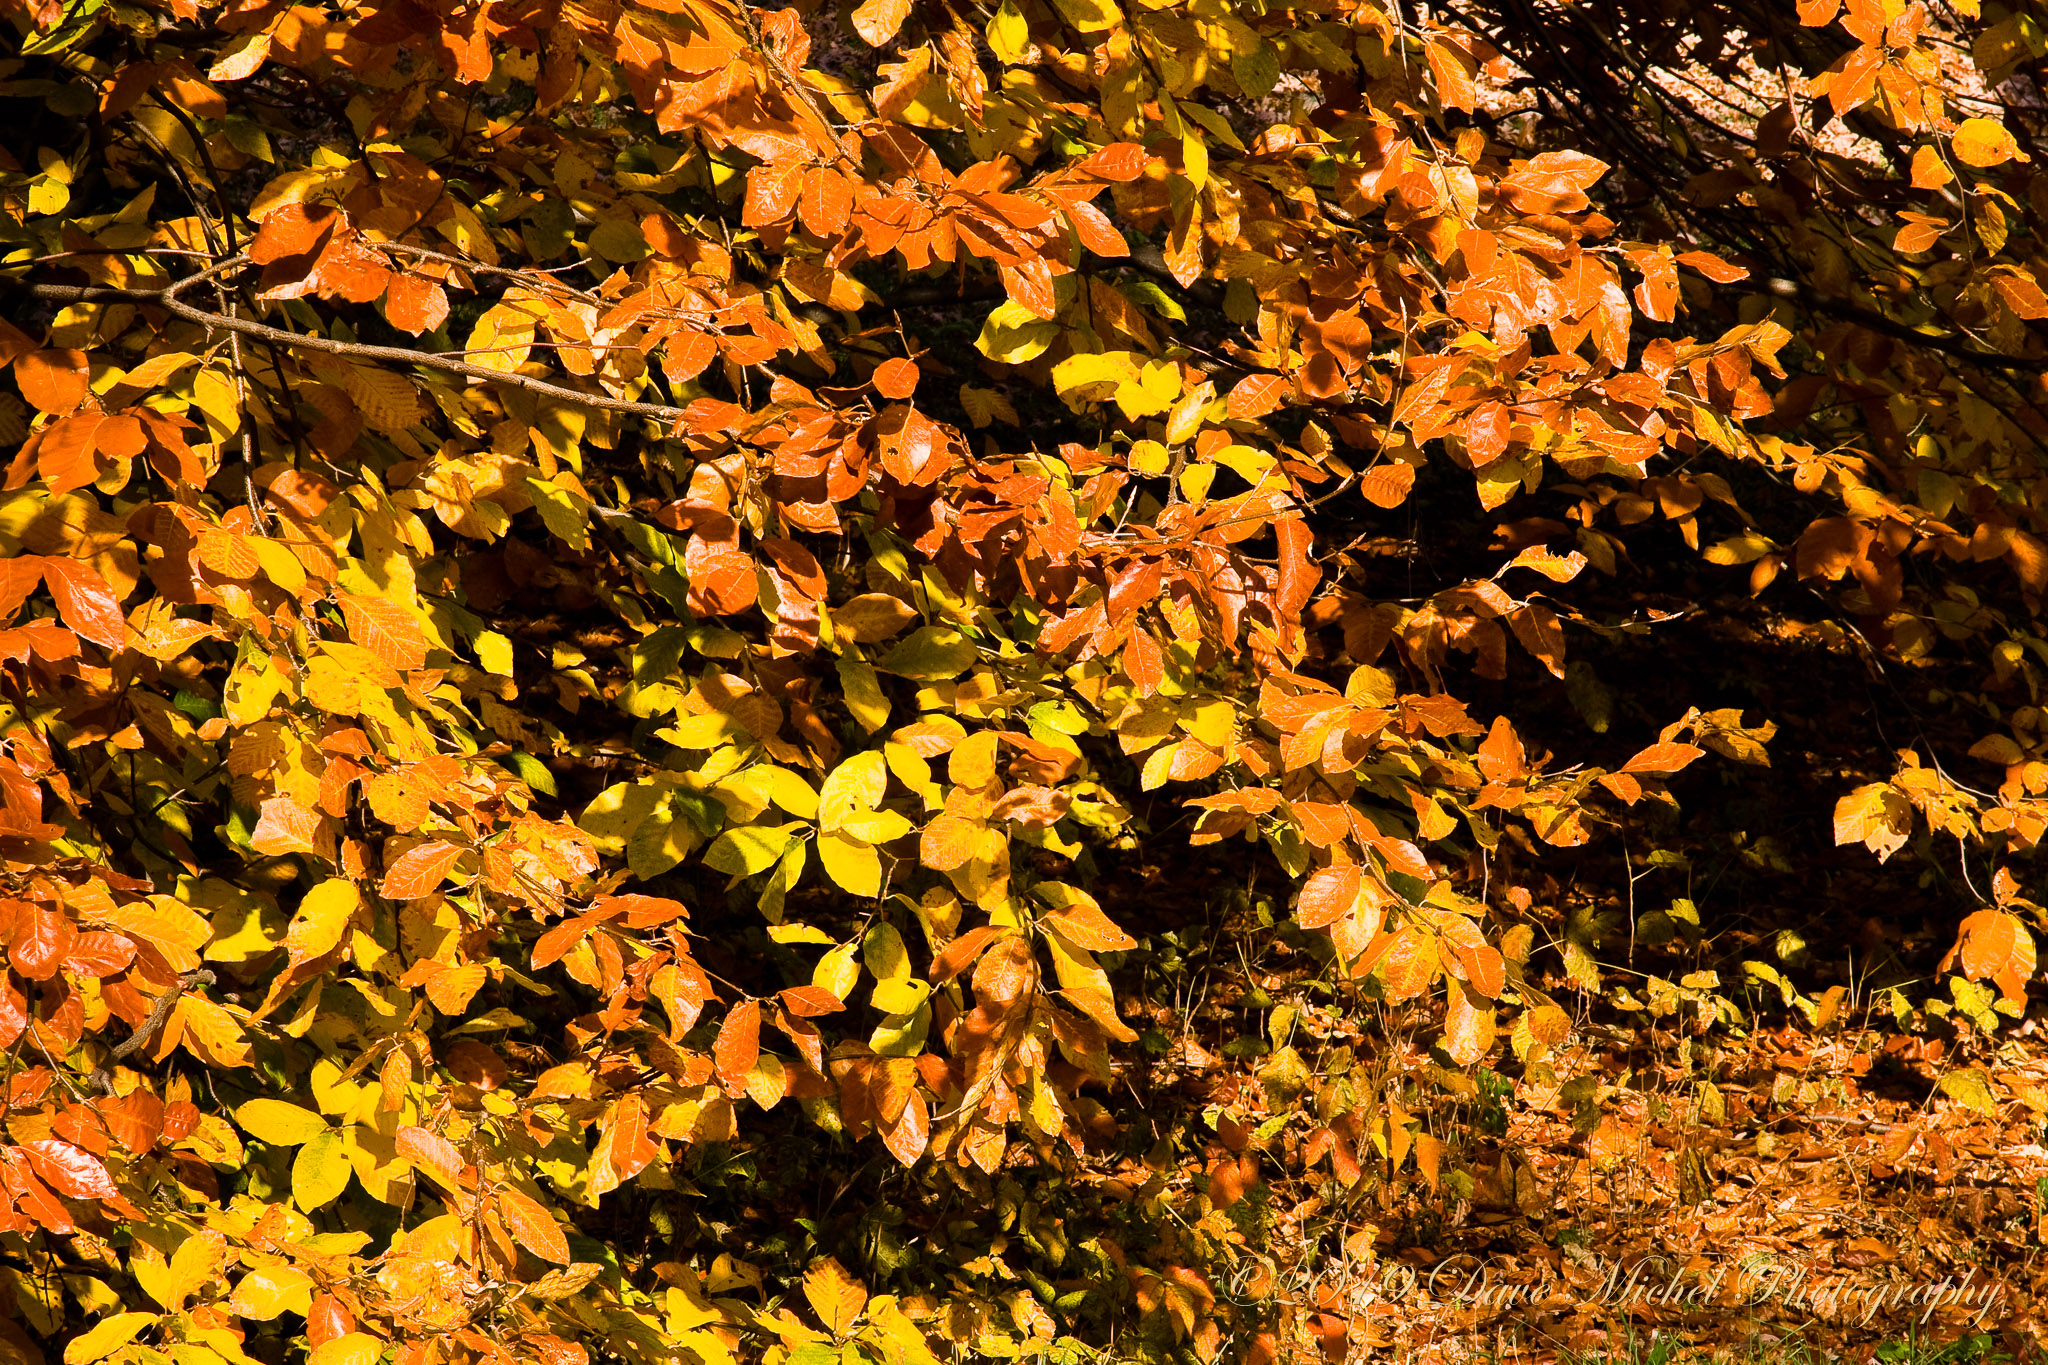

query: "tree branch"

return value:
[12, 265, 692, 424]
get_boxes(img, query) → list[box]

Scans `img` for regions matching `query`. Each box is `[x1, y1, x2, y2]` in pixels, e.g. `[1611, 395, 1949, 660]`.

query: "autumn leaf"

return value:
[851, 0, 911, 46]
[21, 1140, 118, 1200]
[291, 1129, 353, 1209]
[497, 1185, 571, 1263]
[873, 358, 920, 400]
[381, 841, 466, 899]
[804, 1256, 868, 1335]
[395, 1125, 467, 1183]
[714, 1000, 762, 1094]
[832, 593, 918, 642]
[39, 559, 125, 648]
[237, 1099, 328, 1146]
[285, 879, 358, 968]
[14, 350, 89, 415]
[336, 592, 431, 670]
[1296, 864, 1362, 928]
[384, 275, 450, 336]
[1954, 117, 2025, 167]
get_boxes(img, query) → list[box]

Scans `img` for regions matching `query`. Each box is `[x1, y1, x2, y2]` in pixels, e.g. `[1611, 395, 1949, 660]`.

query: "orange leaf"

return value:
[919, 813, 981, 871]
[0, 560, 41, 623]
[1620, 741, 1704, 774]
[248, 203, 337, 264]
[1076, 143, 1150, 181]
[385, 275, 450, 336]
[779, 985, 846, 1016]
[41, 560, 128, 654]
[496, 1186, 570, 1263]
[337, 592, 431, 670]
[1458, 943, 1505, 999]
[395, 1125, 466, 1183]
[1038, 899, 1137, 952]
[13, 350, 89, 415]
[930, 925, 998, 983]
[1358, 462, 1416, 509]
[873, 358, 920, 401]
[882, 1090, 928, 1165]
[714, 1000, 761, 1094]
[606, 1095, 658, 1184]
[804, 1258, 868, 1335]
[381, 841, 465, 899]
[1296, 864, 1361, 929]
[1424, 38, 1477, 111]
[1226, 374, 1288, 421]
[1675, 250, 1747, 282]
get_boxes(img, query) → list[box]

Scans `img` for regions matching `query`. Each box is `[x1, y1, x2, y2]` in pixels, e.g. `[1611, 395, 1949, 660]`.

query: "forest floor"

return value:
[1287, 1005, 2048, 1365]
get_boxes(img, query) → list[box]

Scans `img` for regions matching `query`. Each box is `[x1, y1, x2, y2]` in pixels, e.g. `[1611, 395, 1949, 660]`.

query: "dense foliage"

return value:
[3, 0, 2048, 1358]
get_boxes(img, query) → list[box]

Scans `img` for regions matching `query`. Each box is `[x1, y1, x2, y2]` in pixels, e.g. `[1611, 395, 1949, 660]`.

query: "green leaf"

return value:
[292, 1128, 354, 1210]
[704, 823, 798, 876]
[506, 750, 557, 796]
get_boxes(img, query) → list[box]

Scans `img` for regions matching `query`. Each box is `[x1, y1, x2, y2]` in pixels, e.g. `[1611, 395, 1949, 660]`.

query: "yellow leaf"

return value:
[64, 1314, 156, 1365]
[1178, 697, 1234, 748]
[819, 752, 889, 830]
[1114, 360, 1181, 420]
[309, 1334, 384, 1365]
[659, 712, 744, 749]
[1163, 380, 1213, 446]
[1954, 117, 2025, 167]
[819, 832, 884, 898]
[465, 299, 541, 374]
[815, 942, 861, 998]
[286, 878, 358, 968]
[292, 1128, 353, 1210]
[837, 656, 891, 733]
[862, 922, 912, 981]
[229, 1266, 315, 1320]
[161, 1229, 227, 1310]
[236, 1098, 328, 1145]
[987, 0, 1028, 59]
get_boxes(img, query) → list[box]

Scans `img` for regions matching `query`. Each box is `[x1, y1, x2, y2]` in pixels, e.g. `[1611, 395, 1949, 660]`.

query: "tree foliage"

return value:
[0, 0, 2047, 1358]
